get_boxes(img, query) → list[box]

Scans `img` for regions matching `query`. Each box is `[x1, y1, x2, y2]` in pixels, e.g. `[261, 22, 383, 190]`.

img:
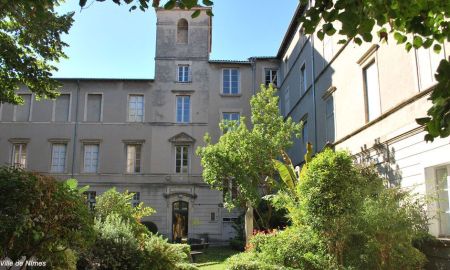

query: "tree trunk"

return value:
[244, 202, 254, 245]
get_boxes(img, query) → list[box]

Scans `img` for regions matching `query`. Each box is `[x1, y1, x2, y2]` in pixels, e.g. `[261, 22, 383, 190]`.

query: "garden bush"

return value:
[246, 227, 337, 270]
[257, 149, 431, 269]
[79, 214, 144, 269]
[79, 188, 197, 270]
[226, 252, 294, 270]
[142, 233, 191, 270]
[298, 149, 429, 269]
[0, 167, 93, 266]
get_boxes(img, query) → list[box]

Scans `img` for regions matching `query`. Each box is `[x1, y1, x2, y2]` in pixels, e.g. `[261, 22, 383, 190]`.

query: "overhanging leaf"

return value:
[272, 159, 296, 190]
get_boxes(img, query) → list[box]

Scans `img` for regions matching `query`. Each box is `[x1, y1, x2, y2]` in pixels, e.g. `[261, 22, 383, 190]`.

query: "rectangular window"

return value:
[325, 97, 335, 143]
[86, 94, 102, 122]
[84, 191, 96, 211]
[222, 69, 240, 95]
[300, 64, 306, 94]
[223, 112, 240, 123]
[363, 61, 381, 122]
[178, 65, 191, 82]
[323, 35, 334, 63]
[128, 95, 144, 122]
[265, 69, 278, 87]
[223, 178, 238, 200]
[222, 112, 240, 132]
[302, 120, 308, 145]
[210, 212, 216, 222]
[12, 143, 27, 168]
[175, 145, 189, 173]
[176, 96, 190, 123]
[51, 144, 67, 173]
[126, 144, 142, 173]
[283, 57, 289, 74]
[284, 87, 290, 116]
[416, 48, 445, 91]
[83, 144, 99, 173]
[436, 167, 450, 236]
[131, 192, 140, 208]
[16, 94, 31, 121]
[55, 94, 70, 122]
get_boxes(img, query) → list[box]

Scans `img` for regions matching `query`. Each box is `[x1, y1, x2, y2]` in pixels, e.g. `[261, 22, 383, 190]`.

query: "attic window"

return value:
[177, 19, 188, 44]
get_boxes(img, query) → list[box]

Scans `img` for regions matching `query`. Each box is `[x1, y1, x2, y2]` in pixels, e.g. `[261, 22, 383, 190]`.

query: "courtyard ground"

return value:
[194, 246, 240, 270]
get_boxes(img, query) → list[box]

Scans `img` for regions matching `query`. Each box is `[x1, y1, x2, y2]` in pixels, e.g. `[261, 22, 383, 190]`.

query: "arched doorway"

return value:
[172, 201, 188, 242]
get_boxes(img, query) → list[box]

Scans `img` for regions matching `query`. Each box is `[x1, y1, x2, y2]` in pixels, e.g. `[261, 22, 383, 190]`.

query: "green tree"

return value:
[0, 167, 94, 269]
[80, 188, 195, 270]
[0, 1, 73, 104]
[196, 84, 302, 243]
[268, 149, 429, 269]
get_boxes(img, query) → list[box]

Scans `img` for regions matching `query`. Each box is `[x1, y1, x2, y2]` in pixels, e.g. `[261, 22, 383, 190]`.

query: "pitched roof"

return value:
[276, 3, 306, 58]
[209, 59, 251, 64]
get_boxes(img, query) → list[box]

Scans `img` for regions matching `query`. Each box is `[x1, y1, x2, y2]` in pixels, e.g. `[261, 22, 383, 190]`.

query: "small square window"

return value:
[177, 65, 191, 83]
[265, 69, 278, 87]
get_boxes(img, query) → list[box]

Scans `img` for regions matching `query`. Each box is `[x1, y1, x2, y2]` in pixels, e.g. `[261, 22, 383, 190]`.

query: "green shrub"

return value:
[267, 149, 430, 269]
[248, 227, 337, 270]
[352, 188, 428, 269]
[297, 149, 428, 269]
[0, 167, 93, 263]
[95, 188, 155, 240]
[80, 213, 144, 269]
[142, 234, 190, 269]
[226, 252, 293, 270]
[80, 188, 194, 270]
[43, 248, 77, 270]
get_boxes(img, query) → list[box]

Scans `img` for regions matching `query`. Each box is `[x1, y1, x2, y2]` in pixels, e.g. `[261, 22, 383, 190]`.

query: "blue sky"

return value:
[54, 0, 299, 79]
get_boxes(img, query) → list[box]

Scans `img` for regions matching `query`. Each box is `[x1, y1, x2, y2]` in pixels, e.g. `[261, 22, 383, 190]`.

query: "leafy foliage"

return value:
[245, 227, 337, 270]
[81, 0, 214, 16]
[197, 84, 302, 208]
[95, 188, 155, 223]
[81, 213, 145, 269]
[416, 59, 450, 141]
[0, 1, 73, 104]
[226, 252, 295, 270]
[0, 167, 94, 263]
[79, 188, 195, 270]
[266, 149, 430, 269]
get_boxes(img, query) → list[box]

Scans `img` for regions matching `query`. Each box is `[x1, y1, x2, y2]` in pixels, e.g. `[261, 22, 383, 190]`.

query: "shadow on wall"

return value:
[283, 36, 337, 166]
[354, 138, 402, 186]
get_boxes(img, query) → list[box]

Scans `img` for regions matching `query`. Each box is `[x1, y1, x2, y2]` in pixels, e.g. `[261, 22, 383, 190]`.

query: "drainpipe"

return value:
[250, 57, 256, 95]
[310, 0, 318, 151]
[71, 80, 81, 178]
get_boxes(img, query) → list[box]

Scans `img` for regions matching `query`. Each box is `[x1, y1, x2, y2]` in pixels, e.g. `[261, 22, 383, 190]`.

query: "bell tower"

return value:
[155, 7, 212, 61]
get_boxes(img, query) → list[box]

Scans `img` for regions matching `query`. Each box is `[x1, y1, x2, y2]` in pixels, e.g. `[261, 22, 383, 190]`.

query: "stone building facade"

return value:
[0, 7, 278, 242]
[1, 3, 449, 252]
